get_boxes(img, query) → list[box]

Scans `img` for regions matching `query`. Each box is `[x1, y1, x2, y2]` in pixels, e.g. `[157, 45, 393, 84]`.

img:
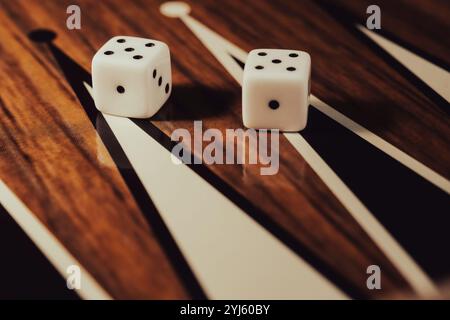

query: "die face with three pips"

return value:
[92, 36, 171, 119]
[243, 49, 311, 132]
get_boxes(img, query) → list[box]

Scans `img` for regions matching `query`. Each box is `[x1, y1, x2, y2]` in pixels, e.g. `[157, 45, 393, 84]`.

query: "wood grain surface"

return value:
[0, 0, 448, 299]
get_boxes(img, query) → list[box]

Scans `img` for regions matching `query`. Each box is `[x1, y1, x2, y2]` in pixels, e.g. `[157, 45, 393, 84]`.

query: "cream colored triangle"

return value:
[161, 1, 247, 84]
[358, 25, 450, 103]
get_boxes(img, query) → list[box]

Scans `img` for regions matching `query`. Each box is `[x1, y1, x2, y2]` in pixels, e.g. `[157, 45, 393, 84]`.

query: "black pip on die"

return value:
[243, 49, 311, 131]
[92, 36, 171, 118]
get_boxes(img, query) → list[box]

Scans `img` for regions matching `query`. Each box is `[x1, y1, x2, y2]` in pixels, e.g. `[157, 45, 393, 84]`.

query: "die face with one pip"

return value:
[243, 49, 311, 132]
[92, 36, 171, 118]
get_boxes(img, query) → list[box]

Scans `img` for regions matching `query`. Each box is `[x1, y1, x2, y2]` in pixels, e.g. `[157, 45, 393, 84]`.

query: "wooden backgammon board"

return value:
[0, 0, 449, 300]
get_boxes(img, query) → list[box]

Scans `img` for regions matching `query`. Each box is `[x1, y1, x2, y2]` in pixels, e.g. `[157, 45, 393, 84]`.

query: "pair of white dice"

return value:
[92, 37, 311, 131]
[92, 36, 171, 118]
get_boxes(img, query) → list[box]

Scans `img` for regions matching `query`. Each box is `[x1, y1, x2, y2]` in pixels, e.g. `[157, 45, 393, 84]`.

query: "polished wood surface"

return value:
[0, 0, 448, 299]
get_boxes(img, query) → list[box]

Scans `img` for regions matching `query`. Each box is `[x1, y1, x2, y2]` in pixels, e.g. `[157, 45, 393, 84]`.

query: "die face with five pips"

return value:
[92, 36, 171, 118]
[243, 49, 311, 132]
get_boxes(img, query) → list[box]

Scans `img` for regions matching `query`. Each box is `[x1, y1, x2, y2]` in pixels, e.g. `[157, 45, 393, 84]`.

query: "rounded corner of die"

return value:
[91, 51, 102, 64]
[297, 121, 308, 132]
[109, 35, 127, 41]
[142, 107, 160, 119]
[302, 51, 312, 63]
[159, 40, 170, 50]
[242, 119, 253, 130]
[92, 100, 104, 114]
[248, 48, 264, 56]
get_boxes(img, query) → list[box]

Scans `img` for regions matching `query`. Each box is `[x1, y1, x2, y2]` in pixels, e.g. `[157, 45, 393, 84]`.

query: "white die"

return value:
[92, 36, 172, 118]
[242, 49, 311, 131]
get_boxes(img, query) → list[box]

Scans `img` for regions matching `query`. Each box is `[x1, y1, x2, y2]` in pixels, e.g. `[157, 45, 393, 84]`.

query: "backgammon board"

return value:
[0, 0, 449, 300]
